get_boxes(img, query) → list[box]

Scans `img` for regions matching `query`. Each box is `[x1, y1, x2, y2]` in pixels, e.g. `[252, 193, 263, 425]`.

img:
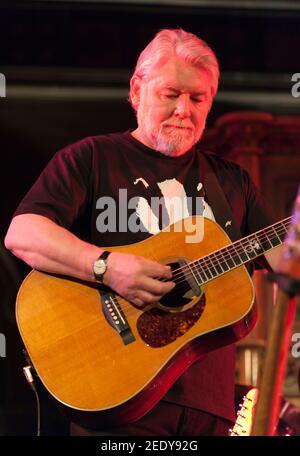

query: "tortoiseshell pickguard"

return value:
[136, 296, 206, 348]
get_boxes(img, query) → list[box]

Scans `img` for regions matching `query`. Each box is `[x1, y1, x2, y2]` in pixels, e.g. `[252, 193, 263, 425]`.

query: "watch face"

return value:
[94, 259, 106, 275]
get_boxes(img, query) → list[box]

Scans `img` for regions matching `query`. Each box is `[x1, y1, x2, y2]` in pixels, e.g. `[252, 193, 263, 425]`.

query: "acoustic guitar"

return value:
[16, 215, 290, 429]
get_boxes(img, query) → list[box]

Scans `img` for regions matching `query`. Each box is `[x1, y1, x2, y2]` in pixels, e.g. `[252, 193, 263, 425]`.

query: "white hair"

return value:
[129, 28, 219, 110]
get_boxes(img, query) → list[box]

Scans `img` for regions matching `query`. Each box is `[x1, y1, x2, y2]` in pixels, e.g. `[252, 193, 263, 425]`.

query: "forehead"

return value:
[147, 58, 212, 94]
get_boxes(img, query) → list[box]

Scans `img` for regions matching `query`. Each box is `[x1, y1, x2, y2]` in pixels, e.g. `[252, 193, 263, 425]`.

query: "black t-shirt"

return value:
[14, 131, 276, 422]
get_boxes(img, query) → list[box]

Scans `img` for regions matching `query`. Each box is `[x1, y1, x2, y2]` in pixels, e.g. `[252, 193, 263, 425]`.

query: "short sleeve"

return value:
[242, 169, 278, 235]
[13, 137, 92, 229]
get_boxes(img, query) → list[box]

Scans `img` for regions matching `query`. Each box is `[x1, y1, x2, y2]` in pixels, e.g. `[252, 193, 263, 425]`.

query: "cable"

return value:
[23, 364, 41, 436]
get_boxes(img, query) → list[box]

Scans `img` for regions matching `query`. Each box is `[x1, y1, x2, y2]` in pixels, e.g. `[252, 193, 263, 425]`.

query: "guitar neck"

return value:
[191, 217, 292, 285]
[229, 387, 259, 436]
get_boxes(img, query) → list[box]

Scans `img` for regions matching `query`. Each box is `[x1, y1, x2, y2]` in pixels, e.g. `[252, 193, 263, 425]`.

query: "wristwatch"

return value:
[93, 250, 111, 283]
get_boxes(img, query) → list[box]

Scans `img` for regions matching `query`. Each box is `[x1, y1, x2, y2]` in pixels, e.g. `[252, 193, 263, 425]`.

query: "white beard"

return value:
[155, 125, 196, 157]
[136, 101, 206, 157]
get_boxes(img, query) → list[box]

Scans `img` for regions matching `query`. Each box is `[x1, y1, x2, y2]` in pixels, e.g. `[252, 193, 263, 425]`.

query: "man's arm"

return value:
[5, 213, 102, 281]
[264, 245, 285, 272]
[5, 213, 174, 307]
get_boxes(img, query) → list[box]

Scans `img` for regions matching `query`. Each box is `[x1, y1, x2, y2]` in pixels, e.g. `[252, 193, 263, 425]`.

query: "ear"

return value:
[130, 75, 142, 110]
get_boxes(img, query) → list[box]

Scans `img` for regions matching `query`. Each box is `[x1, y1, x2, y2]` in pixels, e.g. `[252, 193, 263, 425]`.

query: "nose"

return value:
[174, 94, 191, 118]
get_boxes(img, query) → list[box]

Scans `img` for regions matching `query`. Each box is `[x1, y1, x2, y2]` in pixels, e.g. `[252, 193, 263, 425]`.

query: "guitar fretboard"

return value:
[188, 217, 291, 285]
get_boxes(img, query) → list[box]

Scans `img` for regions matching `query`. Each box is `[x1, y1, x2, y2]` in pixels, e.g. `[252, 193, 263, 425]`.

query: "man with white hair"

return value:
[5, 28, 281, 435]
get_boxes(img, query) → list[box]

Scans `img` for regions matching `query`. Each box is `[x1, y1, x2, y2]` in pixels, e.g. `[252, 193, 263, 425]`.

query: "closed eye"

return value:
[162, 93, 178, 99]
[191, 97, 203, 103]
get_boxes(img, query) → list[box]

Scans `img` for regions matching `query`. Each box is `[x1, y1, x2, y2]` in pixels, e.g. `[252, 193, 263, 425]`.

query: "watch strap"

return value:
[98, 250, 111, 262]
[93, 250, 111, 283]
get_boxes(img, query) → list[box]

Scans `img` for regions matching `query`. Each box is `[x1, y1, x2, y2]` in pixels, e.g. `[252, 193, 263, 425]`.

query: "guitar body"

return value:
[16, 216, 256, 429]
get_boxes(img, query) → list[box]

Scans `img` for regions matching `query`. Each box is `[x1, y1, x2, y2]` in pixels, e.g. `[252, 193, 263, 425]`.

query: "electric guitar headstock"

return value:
[229, 387, 258, 436]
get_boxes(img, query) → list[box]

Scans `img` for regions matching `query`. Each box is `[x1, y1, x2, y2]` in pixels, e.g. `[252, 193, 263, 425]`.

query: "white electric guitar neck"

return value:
[229, 388, 258, 436]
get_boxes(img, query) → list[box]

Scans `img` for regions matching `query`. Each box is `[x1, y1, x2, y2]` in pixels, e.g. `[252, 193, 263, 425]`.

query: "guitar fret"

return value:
[223, 252, 235, 269]
[205, 255, 219, 278]
[211, 252, 228, 274]
[186, 262, 201, 286]
[231, 244, 243, 266]
[273, 224, 282, 241]
[244, 234, 264, 259]
[259, 232, 273, 250]
[191, 217, 292, 285]
[197, 260, 210, 282]
[270, 224, 284, 247]
[243, 246, 257, 261]
[236, 241, 251, 263]
[194, 268, 203, 285]
[199, 259, 210, 280]
[202, 261, 213, 280]
[219, 258, 230, 272]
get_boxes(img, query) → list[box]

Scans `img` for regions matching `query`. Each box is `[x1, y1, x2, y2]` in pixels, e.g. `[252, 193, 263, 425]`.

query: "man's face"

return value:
[132, 58, 214, 157]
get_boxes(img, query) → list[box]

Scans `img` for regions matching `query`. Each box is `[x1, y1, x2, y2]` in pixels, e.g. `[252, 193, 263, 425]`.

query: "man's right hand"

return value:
[5, 215, 175, 308]
[102, 252, 175, 308]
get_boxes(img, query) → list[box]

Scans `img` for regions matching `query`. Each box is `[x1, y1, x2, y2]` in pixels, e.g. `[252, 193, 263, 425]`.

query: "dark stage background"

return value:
[0, 0, 300, 435]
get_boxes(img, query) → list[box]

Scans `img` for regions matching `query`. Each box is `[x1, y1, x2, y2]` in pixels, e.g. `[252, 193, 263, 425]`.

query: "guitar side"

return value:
[16, 216, 256, 428]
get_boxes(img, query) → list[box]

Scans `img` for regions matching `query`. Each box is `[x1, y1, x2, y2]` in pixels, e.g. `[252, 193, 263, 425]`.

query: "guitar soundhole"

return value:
[160, 263, 191, 309]
[159, 261, 199, 310]
[137, 261, 206, 348]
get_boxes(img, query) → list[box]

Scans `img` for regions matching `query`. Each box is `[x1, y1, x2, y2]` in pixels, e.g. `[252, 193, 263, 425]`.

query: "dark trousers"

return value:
[70, 400, 232, 436]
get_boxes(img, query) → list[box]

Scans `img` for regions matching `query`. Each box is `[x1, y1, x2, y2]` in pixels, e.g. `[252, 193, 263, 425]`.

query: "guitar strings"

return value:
[113, 220, 290, 315]
[154, 218, 290, 286]
[111, 219, 291, 316]
[168, 221, 288, 281]
[119, 221, 290, 316]
[174, 219, 289, 276]
[167, 219, 290, 283]
[117, 227, 288, 318]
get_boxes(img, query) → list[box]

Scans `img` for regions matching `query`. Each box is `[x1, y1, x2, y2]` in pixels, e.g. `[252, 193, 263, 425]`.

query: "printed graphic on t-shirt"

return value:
[96, 177, 215, 243]
[134, 177, 214, 235]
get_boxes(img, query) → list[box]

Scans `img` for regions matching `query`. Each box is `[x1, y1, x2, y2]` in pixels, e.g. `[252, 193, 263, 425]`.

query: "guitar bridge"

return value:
[100, 290, 135, 345]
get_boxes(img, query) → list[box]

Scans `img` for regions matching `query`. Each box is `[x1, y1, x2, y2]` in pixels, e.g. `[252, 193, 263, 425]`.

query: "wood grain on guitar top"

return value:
[16, 216, 254, 421]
